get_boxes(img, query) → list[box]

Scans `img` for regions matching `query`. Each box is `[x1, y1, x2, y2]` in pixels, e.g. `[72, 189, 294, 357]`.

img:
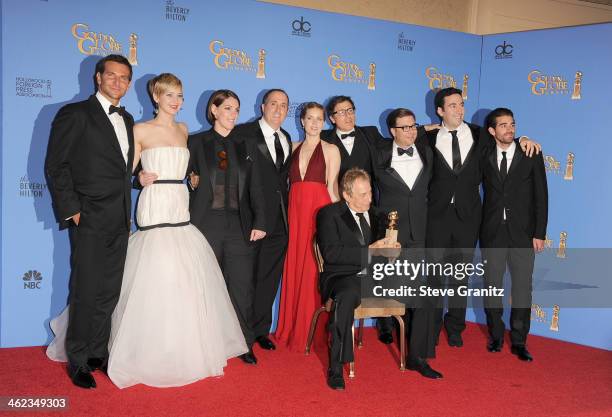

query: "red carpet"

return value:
[1, 323, 611, 417]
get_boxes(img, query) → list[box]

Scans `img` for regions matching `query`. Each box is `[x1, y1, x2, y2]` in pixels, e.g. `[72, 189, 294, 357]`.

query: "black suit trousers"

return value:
[201, 211, 257, 345]
[252, 214, 288, 339]
[328, 275, 361, 365]
[66, 226, 128, 367]
[482, 224, 534, 346]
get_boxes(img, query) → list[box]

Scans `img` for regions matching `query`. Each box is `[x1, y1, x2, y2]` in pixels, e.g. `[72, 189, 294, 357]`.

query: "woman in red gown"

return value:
[275, 102, 340, 352]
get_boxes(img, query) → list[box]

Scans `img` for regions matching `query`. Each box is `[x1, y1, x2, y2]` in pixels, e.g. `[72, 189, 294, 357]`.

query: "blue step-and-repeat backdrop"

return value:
[1, 0, 610, 349]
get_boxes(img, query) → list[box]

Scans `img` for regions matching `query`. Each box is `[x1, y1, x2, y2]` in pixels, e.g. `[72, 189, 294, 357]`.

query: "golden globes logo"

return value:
[71, 23, 138, 65]
[425, 66, 457, 91]
[327, 54, 374, 90]
[527, 70, 581, 98]
[544, 155, 561, 174]
[209, 40, 263, 77]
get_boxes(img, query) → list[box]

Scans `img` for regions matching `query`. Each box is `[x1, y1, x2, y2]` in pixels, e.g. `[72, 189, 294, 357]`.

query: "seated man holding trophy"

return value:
[374, 108, 441, 379]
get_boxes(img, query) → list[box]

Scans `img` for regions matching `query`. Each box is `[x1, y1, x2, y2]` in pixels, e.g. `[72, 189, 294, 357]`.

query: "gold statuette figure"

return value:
[385, 211, 399, 243]
[557, 232, 567, 258]
[368, 62, 376, 90]
[571, 71, 582, 100]
[128, 33, 138, 66]
[564, 152, 574, 181]
[462, 74, 469, 100]
[256, 49, 266, 79]
[550, 305, 560, 331]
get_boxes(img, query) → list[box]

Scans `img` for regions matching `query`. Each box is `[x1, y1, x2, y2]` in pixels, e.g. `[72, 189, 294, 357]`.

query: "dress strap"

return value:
[138, 221, 190, 231]
[152, 179, 184, 184]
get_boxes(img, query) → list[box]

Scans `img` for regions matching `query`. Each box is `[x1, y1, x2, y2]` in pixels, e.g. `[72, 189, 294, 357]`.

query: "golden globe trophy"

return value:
[557, 232, 567, 259]
[462, 74, 469, 100]
[256, 49, 266, 79]
[564, 152, 574, 181]
[550, 305, 560, 332]
[368, 62, 376, 91]
[385, 211, 399, 243]
[571, 71, 582, 100]
[128, 33, 138, 66]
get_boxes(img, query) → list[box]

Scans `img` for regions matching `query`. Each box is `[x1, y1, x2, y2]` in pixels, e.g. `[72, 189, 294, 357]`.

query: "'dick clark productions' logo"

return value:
[71, 23, 139, 65]
[165, 0, 189, 22]
[327, 54, 376, 90]
[22, 270, 43, 290]
[494, 41, 513, 59]
[397, 32, 416, 52]
[209, 40, 266, 79]
[528, 70, 582, 99]
[16, 77, 51, 98]
[291, 16, 311, 37]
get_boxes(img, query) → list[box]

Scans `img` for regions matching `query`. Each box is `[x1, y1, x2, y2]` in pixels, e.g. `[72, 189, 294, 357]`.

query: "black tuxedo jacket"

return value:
[374, 139, 433, 245]
[45, 95, 135, 232]
[233, 120, 292, 233]
[321, 125, 384, 180]
[480, 143, 548, 248]
[187, 128, 266, 241]
[417, 123, 493, 243]
[316, 201, 386, 301]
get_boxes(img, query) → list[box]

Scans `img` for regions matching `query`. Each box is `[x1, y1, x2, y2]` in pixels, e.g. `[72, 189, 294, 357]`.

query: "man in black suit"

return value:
[419, 87, 539, 347]
[322, 95, 398, 343]
[187, 90, 267, 364]
[374, 108, 440, 378]
[45, 55, 134, 389]
[232, 89, 292, 355]
[316, 168, 401, 390]
[480, 108, 547, 361]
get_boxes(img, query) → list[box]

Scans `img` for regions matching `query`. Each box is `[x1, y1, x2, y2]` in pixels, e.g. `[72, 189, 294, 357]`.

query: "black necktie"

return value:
[450, 130, 461, 172]
[356, 212, 371, 245]
[340, 131, 355, 140]
[397, 146, 414, 157]
[500, 151, 508, 181]
[274, 132, 284, 171]
[109, 105, 125, 116]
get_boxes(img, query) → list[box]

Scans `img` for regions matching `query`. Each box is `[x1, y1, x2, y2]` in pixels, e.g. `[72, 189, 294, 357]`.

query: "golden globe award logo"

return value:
[544, 155, 561, 175]
[327, 54, 374, 90]
[209, 40, 262, 77]
[71, 23, 138, 65]
[527, 70, 581, 98]
[425, 66, 457, 91]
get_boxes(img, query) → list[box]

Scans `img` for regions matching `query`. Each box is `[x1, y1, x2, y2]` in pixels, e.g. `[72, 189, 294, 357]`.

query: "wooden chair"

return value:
[305, 238, 406, 377]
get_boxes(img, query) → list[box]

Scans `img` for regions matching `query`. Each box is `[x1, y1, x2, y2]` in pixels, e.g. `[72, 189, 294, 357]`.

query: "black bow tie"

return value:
[340, 131, 355, 140]
[108, 105, 125, 116]
[397, 146, 414, 157]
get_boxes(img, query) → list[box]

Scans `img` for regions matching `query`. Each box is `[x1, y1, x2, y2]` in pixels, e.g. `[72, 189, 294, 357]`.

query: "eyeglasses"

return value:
[393, 123, 420, 132]
[217, 150, 227, 171]
[332, 107, 355, 117]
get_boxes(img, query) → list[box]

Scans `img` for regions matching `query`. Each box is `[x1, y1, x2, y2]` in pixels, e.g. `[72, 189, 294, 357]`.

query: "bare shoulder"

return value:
[291, 141, 302, 152]
[177, 122, 189, 136]
[134, 122, 154, 140]
[322, 141, 340, 157]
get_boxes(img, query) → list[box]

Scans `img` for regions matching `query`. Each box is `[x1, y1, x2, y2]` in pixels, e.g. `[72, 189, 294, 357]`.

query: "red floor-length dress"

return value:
[275, 141, 331, 352]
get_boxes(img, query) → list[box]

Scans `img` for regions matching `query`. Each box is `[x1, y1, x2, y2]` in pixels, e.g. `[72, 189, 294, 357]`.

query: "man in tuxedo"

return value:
[45, 55, 134, 389]
[374, 108, 440, 378]
[480, 108, 547, 361]
[232, 89, 292, 358]
[316, 168, 401, 390]
[419, 87, 539, 347]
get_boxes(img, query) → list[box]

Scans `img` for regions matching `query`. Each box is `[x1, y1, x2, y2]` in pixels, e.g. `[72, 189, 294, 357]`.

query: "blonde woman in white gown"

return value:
[47, 73, 247, 388]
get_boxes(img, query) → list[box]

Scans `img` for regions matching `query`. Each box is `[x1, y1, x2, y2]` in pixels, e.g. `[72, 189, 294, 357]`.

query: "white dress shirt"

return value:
[497, 141, 516, 220]
[347, 203, 370, 234]
[391, 142, 423, 189]
[436, 122, 474, 203]
[259, 118, 289, 164]
[336, 129, 356, 155]
[96, 91, 129, 165]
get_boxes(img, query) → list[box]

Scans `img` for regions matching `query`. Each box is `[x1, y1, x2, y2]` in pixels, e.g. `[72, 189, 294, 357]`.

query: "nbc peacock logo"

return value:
[22, 270, 43, 290]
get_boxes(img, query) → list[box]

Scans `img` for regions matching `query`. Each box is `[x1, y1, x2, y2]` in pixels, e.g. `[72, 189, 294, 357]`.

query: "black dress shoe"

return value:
[87, 357, 106, 371]
[487, 339, 503, 353]
[378, 332, 393, 345]
[448, 334, 464, 347]
[407, 358, 443, 379]
[326, 367, 345, 390]
[511, 345, 533, 362]
[68, 364, 96, 389]
[256, 336, 276, 350]
[239, 348, 258, 365]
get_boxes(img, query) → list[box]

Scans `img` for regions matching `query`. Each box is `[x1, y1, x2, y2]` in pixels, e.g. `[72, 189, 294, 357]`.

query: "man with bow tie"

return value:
[374, 108, 441, 379]
[45, 55, 135, 388]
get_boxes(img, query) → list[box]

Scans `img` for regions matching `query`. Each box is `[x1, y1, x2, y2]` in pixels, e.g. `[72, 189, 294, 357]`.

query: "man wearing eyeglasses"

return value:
[374, 108, 441, 378]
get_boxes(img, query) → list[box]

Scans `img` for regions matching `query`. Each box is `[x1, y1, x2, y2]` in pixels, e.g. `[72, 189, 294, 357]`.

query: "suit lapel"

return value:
[368, 208, 380, 241]
[507, 145, 524, 178]
[203, 135, 217, 193]
[383, 145, 410, 190]
[123, 114, 134, 173]
[340, 205, 364, 246]
[489, 148, 503, 185]
[255, 123, 275, 167]
[88, 96, 124, 163]
[232, 139, 247, 199]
